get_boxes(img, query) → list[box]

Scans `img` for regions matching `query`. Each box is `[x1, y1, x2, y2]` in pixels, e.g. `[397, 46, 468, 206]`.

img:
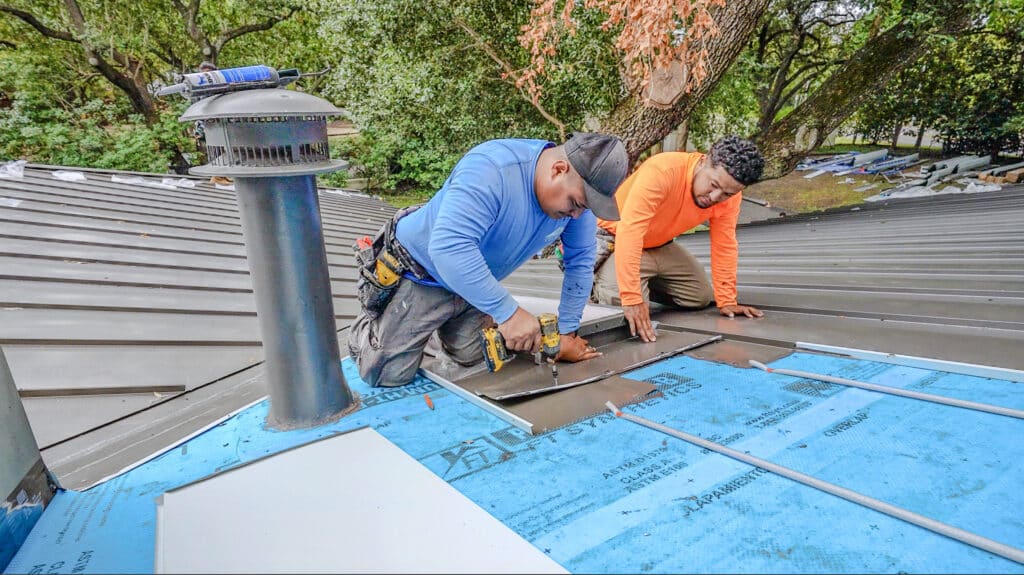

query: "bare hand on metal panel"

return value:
[719, 304, 764, 319]
[499, 307, 542, 353]
[622, 302, 656, 342]
[555, 334, 602, 363]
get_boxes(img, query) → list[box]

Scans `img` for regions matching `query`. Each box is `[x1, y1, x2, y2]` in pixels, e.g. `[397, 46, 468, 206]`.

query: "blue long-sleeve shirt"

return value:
[395, 139, 596, 334]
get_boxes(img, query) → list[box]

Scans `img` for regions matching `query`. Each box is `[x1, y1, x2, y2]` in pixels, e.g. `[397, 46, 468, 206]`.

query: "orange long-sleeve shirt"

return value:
[597, 152, 742, 308]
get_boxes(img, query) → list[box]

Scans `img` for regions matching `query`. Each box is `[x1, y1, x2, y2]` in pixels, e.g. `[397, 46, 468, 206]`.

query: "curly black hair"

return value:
[709, 135, 764, 186]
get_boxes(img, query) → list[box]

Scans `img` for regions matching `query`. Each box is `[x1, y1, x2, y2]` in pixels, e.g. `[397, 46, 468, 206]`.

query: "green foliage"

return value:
[746, 0, 874, 139]
[687, 51, 759, 149]
[0, 46, 190, 169]
[313, 0, 622, 194]
[851, 0, 1024, 157]
[0, 96, 193, 171]
[0, 0, 318, 173]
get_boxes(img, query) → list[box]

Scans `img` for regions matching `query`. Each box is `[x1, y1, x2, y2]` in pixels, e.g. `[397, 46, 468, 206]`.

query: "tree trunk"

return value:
[598, 0, 771, 163]
[755, 4, 972, 179]
[891, 122, 903, 151]
[914, 124, 926, 150]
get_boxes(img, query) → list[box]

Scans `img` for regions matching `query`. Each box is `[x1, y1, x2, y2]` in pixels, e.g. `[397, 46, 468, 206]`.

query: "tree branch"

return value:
[0, 5, 76, 42]
[171, 0, 207, 57]
[453, 16, 566, 140]
[151, 43, 183, 69]
[214, 7, 300, 50]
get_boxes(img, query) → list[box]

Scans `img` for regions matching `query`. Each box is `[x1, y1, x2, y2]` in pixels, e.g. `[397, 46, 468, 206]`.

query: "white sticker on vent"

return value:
[0, 197, 21, 207]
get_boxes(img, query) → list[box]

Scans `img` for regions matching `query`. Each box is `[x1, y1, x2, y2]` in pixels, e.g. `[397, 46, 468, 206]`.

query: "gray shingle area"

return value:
[4, 164, 1021, 489]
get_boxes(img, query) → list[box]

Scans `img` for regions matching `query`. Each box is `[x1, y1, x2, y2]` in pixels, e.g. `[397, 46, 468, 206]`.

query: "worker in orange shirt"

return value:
[592, 135, 765, 342]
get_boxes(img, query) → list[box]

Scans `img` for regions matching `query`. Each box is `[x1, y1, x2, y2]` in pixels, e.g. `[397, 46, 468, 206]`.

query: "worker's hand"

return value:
[622, 302, 657, 342]
[499, 307, 542, 353]
[555, 334, 602, 363]
[719, 304, 764, 319]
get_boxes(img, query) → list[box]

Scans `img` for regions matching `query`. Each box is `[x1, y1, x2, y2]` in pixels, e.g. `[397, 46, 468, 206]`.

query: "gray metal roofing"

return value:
[2, 164, 1020, 488]
[0, 166, 395, 459]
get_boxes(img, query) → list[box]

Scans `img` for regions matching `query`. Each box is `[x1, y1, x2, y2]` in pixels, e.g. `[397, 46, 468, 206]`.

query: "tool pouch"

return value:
[353, 205, 423, 319]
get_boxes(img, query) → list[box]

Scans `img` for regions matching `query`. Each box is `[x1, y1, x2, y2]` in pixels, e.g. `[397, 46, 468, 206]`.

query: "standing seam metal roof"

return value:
[3, 165, 1021, 489]
[0, 166, 396, 469]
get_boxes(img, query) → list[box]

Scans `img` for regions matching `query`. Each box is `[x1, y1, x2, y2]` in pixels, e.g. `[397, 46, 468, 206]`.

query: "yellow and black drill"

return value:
[480, 313, 561, 384]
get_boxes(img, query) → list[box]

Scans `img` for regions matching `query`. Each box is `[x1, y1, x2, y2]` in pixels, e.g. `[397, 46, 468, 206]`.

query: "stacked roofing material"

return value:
[980, 161, 1024, 184]
[866, 155, 999, 201]
[796, 149, 924, 180]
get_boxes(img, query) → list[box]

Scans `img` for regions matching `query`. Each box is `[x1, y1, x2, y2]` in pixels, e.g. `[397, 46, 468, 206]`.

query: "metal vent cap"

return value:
[180, 88, 346, 121]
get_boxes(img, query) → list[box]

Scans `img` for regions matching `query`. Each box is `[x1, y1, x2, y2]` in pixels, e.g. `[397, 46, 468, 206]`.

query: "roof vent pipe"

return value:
[178, 83, 355, 429]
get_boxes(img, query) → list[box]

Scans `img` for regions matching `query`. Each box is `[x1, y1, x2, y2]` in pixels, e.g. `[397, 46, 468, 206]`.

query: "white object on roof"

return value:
[0, 159, 27, 179]
[865, 178, 1002, 202]
[51, 170, 87, 182]
[154, 426, 568, 574]
[111, 174, 178, 189]
[162, 177, 196, 188]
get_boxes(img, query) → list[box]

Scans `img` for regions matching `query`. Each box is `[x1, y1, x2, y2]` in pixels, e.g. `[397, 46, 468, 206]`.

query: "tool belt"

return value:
[353, 205, 432, 318]
[557, 227, 616, 274]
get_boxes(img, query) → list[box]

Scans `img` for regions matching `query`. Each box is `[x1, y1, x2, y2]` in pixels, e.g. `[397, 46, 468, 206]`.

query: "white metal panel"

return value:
[155, 427, 567, 574]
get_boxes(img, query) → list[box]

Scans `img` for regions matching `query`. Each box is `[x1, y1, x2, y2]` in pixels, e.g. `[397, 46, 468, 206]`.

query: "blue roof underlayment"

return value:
[6, 353, 1023, 574]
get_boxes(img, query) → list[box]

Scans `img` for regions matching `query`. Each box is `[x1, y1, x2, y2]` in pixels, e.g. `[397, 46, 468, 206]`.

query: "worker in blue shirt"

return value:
[348, 132, 629, 387]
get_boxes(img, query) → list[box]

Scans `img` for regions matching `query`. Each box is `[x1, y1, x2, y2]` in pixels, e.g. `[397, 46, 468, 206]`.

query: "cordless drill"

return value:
[480, 313, 561, 384]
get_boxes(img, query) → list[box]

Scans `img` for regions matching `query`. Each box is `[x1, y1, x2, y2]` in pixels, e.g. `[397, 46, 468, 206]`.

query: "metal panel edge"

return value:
[417, 368, 535, 434]
[796, 341, 1024, 382]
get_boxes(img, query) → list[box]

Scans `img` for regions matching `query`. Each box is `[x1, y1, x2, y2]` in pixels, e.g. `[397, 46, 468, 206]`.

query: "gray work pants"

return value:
[348, 278, 489, 387]
[591, 241, 713, 309]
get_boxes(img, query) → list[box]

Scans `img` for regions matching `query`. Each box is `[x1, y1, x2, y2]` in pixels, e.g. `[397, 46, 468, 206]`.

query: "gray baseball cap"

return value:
[564, 132, 629, 221]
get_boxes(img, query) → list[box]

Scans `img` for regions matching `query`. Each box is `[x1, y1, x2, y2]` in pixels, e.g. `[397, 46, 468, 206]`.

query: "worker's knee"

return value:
[443, 337, 484, 367]
[360, 357, 419, 388]
[660, 283, 712, 310]
[692, 286, 713, 309]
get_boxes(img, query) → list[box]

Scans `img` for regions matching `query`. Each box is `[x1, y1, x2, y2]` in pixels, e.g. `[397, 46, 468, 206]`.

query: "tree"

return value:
[591, 0, 771, 162]
[314, 0, 771, 185]
[856, 3, 1024, 160]
[754, 0, 978, 178]
[0, 0, 302, 122]
[0, 0, 324, 172]
[314, 0, 624, 192]
[749, 0, 864, 140]
[516, 0, 725, 103]
[0, 44, 193, 171]
[936, 6, 1023, 159]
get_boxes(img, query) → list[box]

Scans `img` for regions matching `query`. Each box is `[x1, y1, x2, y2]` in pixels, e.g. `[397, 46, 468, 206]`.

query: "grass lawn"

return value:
[745, 169, 892, 214]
